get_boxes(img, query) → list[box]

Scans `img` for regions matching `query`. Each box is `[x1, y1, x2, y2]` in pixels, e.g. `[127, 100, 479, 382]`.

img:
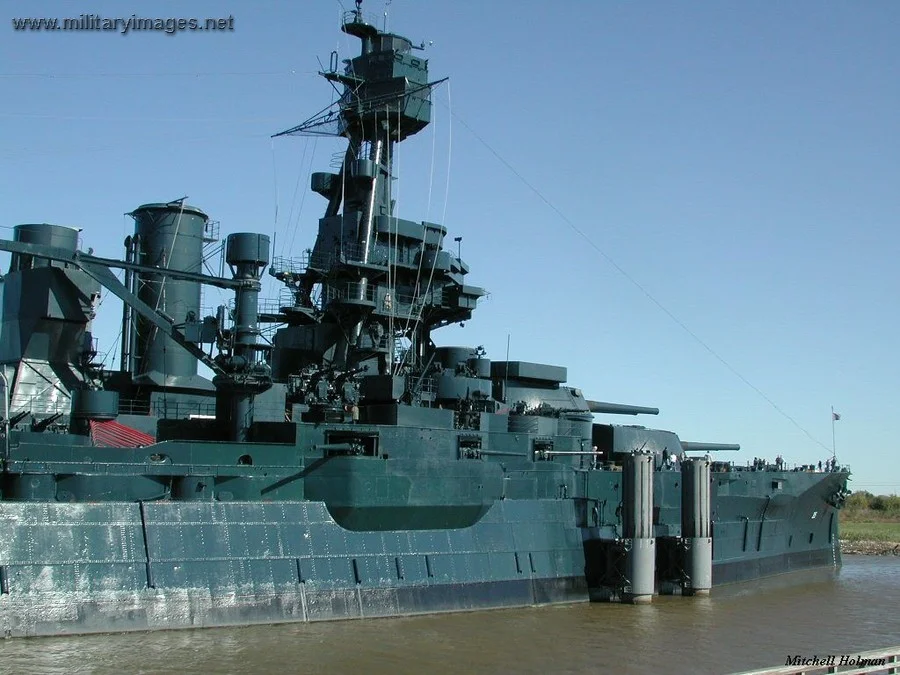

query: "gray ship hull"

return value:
[0, 488, 842, 638]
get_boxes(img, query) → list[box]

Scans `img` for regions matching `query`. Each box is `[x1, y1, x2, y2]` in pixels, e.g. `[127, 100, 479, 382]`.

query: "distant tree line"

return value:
[845, 491, 900, 513]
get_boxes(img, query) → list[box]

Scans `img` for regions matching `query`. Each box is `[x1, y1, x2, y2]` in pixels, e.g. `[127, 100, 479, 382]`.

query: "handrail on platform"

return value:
[731, 645, 900, 675]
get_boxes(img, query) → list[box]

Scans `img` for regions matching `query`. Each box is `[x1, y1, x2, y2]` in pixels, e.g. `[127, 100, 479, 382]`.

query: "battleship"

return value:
[0, 4, 850, 637]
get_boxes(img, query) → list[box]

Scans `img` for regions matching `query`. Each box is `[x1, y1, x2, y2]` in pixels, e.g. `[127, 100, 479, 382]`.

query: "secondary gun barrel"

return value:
[587, 400, 659, 416]
[680, 441, 741, 452]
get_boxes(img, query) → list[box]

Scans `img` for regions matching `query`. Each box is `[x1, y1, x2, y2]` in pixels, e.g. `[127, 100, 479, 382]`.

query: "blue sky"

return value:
[1, 1, 897, 493]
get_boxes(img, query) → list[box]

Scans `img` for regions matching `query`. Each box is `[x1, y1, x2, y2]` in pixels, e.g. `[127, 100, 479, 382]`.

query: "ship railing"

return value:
[9, 393, 70, 417]
[256, 297, 287, 315]
[322, 281, 378, 304]
[117, 398, 151, 416]
[270, 255, 307, 276]
[342, 9, 379, 30]
[224, 290, 301, 316]
[730, 644, 900, 674]
[202, 219, 220, 243]
[733, 462, 842, 474]
[275, 287, 303, 311]
[412, 377, 436, 396]
[391, 289, 423, 307]
[386, 289, 437, 316]
[337, 243, 372, 265]
[374, 291, 423, 318]
[272, 243, 377, 276]
[150, 400, 217, 419]
[116, 399, 295, 422]
[116, 398, 218, 419]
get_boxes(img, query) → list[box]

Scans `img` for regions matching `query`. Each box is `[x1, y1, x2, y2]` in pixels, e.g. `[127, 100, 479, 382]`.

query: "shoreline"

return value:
[840, 539, 900, 556]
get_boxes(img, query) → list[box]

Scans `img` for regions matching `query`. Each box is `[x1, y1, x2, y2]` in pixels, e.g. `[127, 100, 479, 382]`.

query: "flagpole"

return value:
[831, 405, 836, 463]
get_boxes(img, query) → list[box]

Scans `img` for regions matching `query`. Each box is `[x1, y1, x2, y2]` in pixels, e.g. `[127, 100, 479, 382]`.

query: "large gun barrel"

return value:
[680, 441, 741, 452]
[587, 400, 659, 416]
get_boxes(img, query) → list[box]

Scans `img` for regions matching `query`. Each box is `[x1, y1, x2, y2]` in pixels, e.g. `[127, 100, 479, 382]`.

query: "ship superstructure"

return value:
[0, 5, 849, 637]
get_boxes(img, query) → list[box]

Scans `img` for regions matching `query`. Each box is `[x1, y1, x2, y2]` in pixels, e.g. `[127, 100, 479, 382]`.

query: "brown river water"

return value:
[1, 555, 897, 675]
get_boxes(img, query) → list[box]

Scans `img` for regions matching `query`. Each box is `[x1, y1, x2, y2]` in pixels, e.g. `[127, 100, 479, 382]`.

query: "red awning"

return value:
[89, 419, 156, 448]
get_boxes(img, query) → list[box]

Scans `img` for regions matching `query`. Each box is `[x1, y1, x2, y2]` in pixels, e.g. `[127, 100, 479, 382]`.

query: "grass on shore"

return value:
[839, 520, 900, 543]
[838, 492, 900, 543]
[840, 507, 900, 524]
